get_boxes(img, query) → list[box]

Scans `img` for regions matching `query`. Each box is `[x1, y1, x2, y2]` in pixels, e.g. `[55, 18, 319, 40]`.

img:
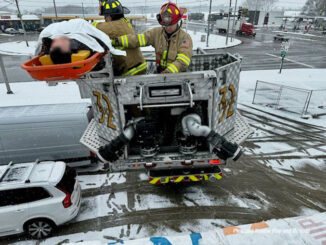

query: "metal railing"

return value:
[252, 80, 326, 117]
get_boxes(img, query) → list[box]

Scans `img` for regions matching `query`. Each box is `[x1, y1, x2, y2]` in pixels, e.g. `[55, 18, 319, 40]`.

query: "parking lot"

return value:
[1, 104, 325, 244]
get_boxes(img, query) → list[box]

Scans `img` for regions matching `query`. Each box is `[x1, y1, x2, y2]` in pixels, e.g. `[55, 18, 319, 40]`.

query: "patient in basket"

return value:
[35, 18, 125, 66]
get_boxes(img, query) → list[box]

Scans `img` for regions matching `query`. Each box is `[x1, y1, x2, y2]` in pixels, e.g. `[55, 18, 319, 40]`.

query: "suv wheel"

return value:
[25, 219, 55, 239]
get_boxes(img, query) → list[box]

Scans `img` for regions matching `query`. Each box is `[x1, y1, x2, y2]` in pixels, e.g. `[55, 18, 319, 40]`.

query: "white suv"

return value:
[0, 161, 81, 239]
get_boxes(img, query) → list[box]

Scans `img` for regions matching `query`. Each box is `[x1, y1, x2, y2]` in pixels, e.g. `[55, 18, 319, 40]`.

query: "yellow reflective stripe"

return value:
[106, 3, 110, 9]
[214, 173, 222, 180]
[122, 62, 147, 76]
[142, 34, 146, 46]
[177, 53, 191, 63]
[137, 34, 146, 47]
[177, 54, 191, 66]
[161, 177, 169, 184]
[189, 175, 199, 181]
[116, 1, 120, 5]
[177, 56, 190, 66]
[102, 1, 105, 6]
[123, 35, 128, 48]
[112, 2, 117, 8]
[92, 22, 99, 28]
[174, 176, 184, 183]
[138, 34, 143, 46]
[167, 63, 179, 73]
[121, 36, 125, 48]
[149, 178, 160, 184]
[121, 35, 128, 48]
[201, 174, 209, 181]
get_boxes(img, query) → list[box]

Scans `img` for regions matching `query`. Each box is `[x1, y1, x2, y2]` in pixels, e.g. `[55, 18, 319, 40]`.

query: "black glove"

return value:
[206, 131, 242, 161]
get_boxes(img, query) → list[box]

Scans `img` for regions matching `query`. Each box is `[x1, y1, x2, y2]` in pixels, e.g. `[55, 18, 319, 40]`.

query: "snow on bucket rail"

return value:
[67, 212, 326, 245]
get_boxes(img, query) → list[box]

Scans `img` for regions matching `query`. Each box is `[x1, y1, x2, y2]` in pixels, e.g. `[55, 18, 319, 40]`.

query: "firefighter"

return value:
[92, 0, 146, 76]
[112, 2, 193, 74]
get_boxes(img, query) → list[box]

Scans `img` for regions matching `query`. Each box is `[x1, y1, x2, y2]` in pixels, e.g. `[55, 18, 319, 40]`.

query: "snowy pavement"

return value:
[4, 107, 326, 244]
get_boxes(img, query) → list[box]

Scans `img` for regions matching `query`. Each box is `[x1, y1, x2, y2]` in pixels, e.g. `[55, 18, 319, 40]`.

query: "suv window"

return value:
[0, 187, 50, 207]
[56, 167, 76, 194]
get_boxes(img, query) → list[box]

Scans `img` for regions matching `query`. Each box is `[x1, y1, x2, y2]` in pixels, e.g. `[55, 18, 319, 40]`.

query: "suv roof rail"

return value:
[0, 161, 13, 182]
[24, 159, 40, 183]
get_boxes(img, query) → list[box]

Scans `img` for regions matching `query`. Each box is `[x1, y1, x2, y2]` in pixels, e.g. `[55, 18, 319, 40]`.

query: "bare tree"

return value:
[302, 0, 326, 16]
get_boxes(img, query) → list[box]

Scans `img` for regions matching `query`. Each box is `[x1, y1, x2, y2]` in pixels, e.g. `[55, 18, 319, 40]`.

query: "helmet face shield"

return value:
[157, 11, 173, 26]
[157, 2, 183, 26]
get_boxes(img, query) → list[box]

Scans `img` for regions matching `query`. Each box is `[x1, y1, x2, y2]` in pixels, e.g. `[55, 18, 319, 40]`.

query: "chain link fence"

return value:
[252, 81, 326, 117]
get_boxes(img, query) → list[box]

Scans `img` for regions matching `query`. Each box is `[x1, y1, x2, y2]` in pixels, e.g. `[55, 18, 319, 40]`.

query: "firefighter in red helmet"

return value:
[112, 2, 193, 74]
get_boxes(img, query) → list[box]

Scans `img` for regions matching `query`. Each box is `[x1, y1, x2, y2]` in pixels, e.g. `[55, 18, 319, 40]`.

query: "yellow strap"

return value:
[92, 22, 99, 28]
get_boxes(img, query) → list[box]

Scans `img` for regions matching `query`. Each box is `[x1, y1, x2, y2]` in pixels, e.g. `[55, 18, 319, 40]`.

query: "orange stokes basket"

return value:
[21, 52, 106, 81]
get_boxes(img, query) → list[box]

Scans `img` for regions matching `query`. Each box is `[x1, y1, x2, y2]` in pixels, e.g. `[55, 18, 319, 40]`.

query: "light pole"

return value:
[231, 0, 238, 42]
[14, 0, 28, 47]
[206, 0, 213, 47]
[82, 2, 85, 19]
[53, 0, 58, 21]
[226, 0, 232, 46]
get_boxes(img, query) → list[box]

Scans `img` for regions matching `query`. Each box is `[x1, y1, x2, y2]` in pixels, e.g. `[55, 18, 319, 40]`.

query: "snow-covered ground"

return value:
[0, 81, 89, 107]
[87, 212, 326, 245]
[0, 40, 37, 56]
[239, 69, 326, 126]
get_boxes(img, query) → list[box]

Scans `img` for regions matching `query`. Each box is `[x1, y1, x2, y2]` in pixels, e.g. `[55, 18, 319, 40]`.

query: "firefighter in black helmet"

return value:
[93, 0, 146, 76]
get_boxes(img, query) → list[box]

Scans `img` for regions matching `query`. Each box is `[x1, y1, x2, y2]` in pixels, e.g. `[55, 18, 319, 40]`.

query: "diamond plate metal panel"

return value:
[225, 112, 253, 144]
[85, 81, 122, 142]
[212, 60, 241, 136]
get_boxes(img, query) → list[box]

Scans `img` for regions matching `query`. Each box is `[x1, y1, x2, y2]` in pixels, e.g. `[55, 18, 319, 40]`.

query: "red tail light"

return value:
[90, 151, 96, 157]
[57, 187, 72, 208]
[209, 159, 221, 165]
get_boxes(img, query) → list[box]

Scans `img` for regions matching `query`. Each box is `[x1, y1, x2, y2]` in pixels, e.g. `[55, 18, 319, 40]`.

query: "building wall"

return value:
[257, 11, 284, 27]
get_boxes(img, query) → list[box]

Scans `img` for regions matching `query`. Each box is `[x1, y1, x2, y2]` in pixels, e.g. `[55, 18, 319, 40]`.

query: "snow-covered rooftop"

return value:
[0, 15, 40, 21]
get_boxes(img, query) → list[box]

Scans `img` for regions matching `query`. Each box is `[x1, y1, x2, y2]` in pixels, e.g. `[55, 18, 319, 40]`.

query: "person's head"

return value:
[157, 2, 183, 32]
[164, 23, 178, 34]
[49, 36, 72, 64]
[104, 13, 124, 22]
[99, 0, 130, 20]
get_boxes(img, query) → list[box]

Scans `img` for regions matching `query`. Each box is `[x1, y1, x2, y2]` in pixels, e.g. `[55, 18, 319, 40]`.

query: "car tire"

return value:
[24, 219, 56, 239]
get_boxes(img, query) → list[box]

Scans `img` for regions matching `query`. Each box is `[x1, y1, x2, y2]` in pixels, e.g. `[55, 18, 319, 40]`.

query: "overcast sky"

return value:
[1, 0, 307, 12]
